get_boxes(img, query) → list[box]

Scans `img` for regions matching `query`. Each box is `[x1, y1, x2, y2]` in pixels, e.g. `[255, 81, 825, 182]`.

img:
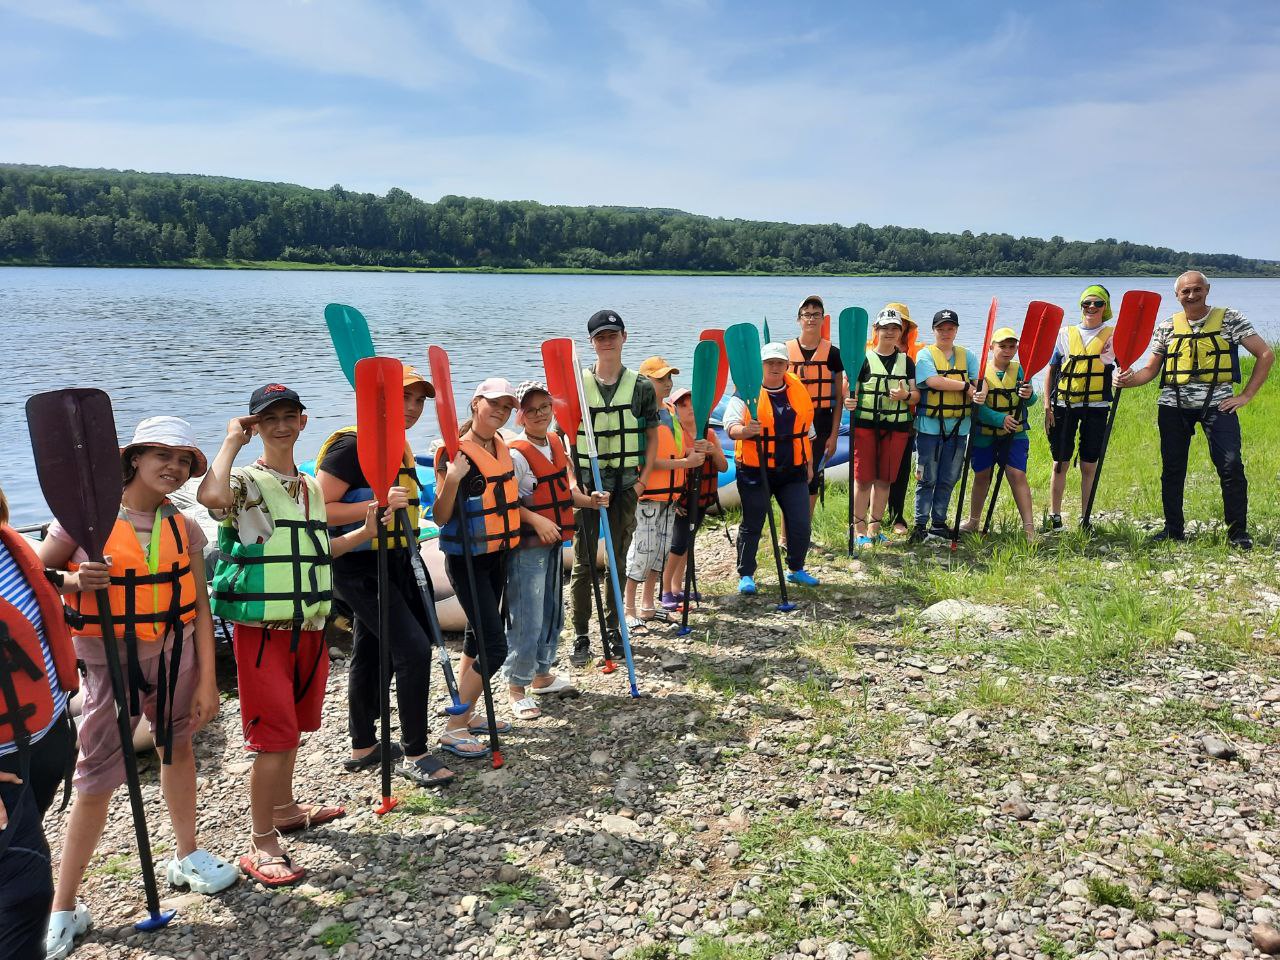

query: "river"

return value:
[3, 266, 1276, 525]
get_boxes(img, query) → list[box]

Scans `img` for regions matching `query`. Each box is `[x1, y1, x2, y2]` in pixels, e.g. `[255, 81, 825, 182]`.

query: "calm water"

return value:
[3, 267, 1277, 525]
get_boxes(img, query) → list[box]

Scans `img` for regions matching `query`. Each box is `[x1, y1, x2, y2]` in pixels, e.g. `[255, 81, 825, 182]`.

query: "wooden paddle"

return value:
[25, 389, 176, 932]
[950, 297, 999, 549]
[541, 337, 616, 671]
[724, 322, 794, 612]
[354, 357, 406, 814]
[1080, 290, 1161, 527]
[428, 345, 508, 759]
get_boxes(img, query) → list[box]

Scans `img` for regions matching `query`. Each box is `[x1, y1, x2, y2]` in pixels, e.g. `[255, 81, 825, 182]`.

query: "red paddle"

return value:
[427, 345, 504, 767]
[1081, 289, 1162, 527]
[354, 356, 405, 816]
[698, 329, 730, 409]
[821, 313, 831, 342]
[951, 297, 999, 549]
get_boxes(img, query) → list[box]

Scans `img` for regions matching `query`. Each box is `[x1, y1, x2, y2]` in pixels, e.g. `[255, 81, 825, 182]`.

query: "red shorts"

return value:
[232, 625, 329, 752]
[852, 426, 910, 484]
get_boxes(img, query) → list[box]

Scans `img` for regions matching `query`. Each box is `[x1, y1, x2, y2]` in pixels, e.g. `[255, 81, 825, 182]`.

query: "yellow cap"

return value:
[991, 326, 1018, 343]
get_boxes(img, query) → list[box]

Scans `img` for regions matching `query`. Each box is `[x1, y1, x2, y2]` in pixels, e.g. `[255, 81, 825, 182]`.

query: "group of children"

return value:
[3, 280, 1264, 960]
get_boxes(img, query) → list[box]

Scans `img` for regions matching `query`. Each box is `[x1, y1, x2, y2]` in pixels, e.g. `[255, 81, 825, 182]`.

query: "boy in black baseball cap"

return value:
[198, 385, 383, 886]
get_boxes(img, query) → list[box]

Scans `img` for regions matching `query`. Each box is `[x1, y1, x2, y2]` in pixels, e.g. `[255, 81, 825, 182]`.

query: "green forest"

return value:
[1, 163, 1275, 276]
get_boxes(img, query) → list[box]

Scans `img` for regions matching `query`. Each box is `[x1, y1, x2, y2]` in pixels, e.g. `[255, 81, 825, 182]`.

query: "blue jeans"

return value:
[504, 543, 565, 686]
[735, 465, 811, 576]
[913, 430, 967, 527]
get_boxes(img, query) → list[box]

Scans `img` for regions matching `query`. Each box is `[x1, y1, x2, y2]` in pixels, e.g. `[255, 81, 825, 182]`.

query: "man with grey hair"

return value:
[1118, 271, 1273, 550]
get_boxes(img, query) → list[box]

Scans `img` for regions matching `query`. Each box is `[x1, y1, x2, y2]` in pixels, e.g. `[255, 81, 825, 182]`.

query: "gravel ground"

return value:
[43, 523, 1280, 960]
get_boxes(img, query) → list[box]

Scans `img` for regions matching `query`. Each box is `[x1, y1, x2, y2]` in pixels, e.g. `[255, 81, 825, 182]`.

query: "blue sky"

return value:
[1, 0, 1278, 259]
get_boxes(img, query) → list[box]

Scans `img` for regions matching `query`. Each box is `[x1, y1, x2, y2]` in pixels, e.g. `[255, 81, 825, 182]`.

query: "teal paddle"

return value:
[676, 340, 723, 637]
[325, 303, 377, 389]
[320, 303, 469, 716]
[724, 322, 794, 612]
[837, 307, 870, 554]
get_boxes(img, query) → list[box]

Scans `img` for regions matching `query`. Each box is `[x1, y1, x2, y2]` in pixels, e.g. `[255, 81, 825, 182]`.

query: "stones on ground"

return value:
[1253, 923, 1280, 954]
[1202, 735, 1239, 760]
[918, 598, 1003, 628]
[998, 799, 1033, 820]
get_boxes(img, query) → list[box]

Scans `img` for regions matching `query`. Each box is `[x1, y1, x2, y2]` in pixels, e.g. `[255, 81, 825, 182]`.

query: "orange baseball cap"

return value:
[402, 363, 435, 397]
[639, 356, 680, 379]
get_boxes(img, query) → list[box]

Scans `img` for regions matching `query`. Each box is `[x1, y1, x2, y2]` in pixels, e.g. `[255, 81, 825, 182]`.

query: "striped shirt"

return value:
[0, 539, 69, 756]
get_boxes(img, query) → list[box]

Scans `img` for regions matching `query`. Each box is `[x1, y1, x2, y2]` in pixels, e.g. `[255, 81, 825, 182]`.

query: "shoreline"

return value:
[3, 259, 1280, 279]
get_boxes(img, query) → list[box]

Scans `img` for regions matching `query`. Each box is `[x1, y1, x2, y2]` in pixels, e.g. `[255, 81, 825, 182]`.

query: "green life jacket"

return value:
[575, 368, 647, 472]
[856, 349, 911, 425]
[211, 466, 333, 633]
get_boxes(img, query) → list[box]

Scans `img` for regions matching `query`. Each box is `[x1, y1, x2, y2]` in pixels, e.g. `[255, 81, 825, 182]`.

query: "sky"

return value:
[1, 0, 1278, 260]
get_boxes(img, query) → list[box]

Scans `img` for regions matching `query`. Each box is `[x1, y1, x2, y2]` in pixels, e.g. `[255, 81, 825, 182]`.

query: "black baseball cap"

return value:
[932, 309, 960, 328]
[249, 383, 306, 415]
[587, 309, 626, 337]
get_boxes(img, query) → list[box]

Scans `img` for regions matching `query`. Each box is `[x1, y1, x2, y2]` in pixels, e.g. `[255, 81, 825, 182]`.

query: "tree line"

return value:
[1, 163, 1275, 276]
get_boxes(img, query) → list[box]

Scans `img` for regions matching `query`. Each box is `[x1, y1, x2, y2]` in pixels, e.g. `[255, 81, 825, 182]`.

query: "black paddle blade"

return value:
[26, 389, 122, 560]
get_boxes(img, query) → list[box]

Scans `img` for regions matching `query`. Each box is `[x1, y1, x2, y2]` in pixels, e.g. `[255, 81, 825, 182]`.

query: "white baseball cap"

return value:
[761, 342, 789, 363]
[473, 378, 518, 402]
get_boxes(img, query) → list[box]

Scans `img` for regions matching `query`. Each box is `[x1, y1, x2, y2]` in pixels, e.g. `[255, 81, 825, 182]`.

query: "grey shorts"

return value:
[625, 501, 675, 580]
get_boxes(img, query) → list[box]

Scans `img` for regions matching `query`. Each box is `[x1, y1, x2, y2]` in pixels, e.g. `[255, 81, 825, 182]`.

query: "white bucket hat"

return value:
[761, 342, 790, 363]
[121, 416, 208, 477]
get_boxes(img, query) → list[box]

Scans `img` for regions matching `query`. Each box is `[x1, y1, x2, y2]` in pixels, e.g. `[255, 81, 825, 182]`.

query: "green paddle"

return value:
[838, 307, 869, 554]
[325, 303, 377, 389]
[762, 315, 772, 345]
[724, 322, 794, 612]
[676, 340, 723, 637]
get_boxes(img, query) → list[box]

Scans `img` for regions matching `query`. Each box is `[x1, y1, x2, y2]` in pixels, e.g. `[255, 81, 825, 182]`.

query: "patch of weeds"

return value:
[689, 657, 763, 698]
[88, 853, 134, 878]
[630, 945, 676, 960]
[681, 937, 769, 960]
[1204, 703, 1275, 744]
[1145, 841, 1240, 892]
[486, 878, 541, 911]
[315, 922, 357, 950]
[393, 791, 448, 816]
[864, 786, 970, 845]
[1085, 877, 1153, 918]
[1036, 931, 1070, 960]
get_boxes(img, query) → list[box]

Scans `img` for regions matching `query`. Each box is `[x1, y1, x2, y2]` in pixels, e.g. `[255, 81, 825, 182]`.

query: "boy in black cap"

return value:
[199, 385, 382, 886]
[912, 309, 976, 541]
[569, 310, 660, 667]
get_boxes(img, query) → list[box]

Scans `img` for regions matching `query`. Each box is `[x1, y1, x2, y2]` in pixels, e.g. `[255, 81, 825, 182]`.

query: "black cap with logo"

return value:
[249, 383, 306, 415]
[587, 309, 626, 337]
[932, 309, 960, 328]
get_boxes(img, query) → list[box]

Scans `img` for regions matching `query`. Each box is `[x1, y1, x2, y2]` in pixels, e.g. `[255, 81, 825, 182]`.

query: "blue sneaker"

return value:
[786, 570, 820, 587]
[856, 535, 875, 547]
[737, 575, 757, 595]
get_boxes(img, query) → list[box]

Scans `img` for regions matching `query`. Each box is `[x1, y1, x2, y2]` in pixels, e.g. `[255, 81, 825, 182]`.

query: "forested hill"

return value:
[1, 163, 1275, 276]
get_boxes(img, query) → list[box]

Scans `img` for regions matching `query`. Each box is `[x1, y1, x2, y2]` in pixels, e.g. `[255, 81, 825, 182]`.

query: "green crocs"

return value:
[165, 849, 239, 894]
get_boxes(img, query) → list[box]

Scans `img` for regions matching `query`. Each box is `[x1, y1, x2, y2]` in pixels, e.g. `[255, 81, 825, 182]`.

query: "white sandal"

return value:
[46, 903, 92, 960]
[510, 696, 541, 720]
[530, 675, 578, 697]
[165, 849, 239, 894]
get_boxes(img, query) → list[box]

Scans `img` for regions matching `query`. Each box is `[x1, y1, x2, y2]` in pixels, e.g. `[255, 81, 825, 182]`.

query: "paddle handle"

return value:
[397, 509, 468, 714]
[753, 433, 794, 612]
[373, 522, 398, 815]
[93, 587, 169, 923]
[585, 452, 640, 696]
[569, 443, 616, 662]
[1080, 392, 1122, 527]
[452, 490, 505, 766]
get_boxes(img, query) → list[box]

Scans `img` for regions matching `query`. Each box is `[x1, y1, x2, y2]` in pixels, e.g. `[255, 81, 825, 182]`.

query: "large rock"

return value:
[918, 599, 1004, 629]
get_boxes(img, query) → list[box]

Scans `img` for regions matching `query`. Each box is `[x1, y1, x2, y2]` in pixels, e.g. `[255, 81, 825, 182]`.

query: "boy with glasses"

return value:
[786, 295, 845, 515]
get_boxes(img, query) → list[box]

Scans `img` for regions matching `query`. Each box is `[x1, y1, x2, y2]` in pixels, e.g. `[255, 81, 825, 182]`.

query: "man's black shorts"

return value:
[1047, 406, 1109, 463]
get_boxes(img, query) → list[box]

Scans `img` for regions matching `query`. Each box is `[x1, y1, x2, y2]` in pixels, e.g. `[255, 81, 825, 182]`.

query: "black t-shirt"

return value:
[796, 342, 845, 375]
[318, 433, 367, 490]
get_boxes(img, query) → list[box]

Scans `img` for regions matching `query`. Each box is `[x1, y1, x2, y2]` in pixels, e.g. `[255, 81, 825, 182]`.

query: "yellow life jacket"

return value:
[315, 427, 420, 551]
[978, 362, 1024, 437]
[921, 345, 971, 420]
[1161, 308, 1237, 386]
[855, 350, 911, 425]
[1057, 325, 1114, 406]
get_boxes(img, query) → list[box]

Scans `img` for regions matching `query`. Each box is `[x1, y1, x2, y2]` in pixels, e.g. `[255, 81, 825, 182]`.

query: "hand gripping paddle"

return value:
[675, 340, 723, 637]
[354, 357, 406, 815]
[560, 340, 642, 697]
[428, 345, 508, 760]
[1080, 289, 1161, 527]
[837, 307, 870, 555]
[982, 300, 1065, 534]
[323, 304, 469, 715]
[541, 338, 617, 673]
[724, 322, 795, 612]
[25, 389, 176, 932]
[951, 297, 999, 549]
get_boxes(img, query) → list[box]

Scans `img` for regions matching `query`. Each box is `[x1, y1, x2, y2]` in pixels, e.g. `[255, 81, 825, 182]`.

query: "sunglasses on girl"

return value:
[1081, 300, 1106, 309]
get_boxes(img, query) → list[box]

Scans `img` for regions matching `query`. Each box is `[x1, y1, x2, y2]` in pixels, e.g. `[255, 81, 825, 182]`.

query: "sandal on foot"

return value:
[399, 756, 456, 788]
[467, 719, 513, 736]
[624, 613, 645, 631]
[166, 849, 239, 894]
[510, 696, 541, 720]
[274, 800, 346, 834]
[439, 731, 491, 759]
[639, 606, 669, 622]
[342, 742, 405, 772]
[530, 675, 578, 697]
[239, 838, 305, 888]
[46, 903, 92, 960]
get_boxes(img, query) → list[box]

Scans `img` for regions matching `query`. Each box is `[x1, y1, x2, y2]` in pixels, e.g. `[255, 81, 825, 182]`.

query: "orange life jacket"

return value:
[70, 503, 198, 645]
[787, 338, 838, 410]
[641, 421, 685, 504]
[509, 436, 575, 548]
[439, 437, 522, 556]
[0, 525, 78, 750]
[673, 421, 720, 514]
[735, 373, 815, 470]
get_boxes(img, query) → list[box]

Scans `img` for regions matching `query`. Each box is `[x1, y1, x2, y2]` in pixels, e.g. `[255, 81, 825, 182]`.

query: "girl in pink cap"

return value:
[39, 417, 235, 960]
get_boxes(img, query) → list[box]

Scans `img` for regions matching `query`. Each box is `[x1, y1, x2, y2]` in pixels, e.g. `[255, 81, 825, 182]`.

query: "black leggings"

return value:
[334, 549, 433, 757]
[446, 551, 509, 681]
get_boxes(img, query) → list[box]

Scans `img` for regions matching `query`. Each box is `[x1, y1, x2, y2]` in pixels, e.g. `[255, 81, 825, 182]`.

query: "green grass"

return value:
[87, 853, 134, 878]
[485, 878, 542, 911]
[864, 786, 971, 845]
[1085, 877, 1153, 918]
[315, 922, 358, 950]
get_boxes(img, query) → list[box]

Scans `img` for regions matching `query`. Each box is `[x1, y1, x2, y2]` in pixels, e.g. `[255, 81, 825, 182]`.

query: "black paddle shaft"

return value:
[569, 443, 614, 662]
[396, 509, 464, 705]
[1080, 393, 1122, 527]
[753, 431, 791, 608]
[679, 467, 701, 634]
[453, 494, 503, 766]
[375, 522, 394, 803]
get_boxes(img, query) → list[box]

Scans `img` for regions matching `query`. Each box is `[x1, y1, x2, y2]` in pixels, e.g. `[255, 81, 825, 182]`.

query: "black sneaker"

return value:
[908, 525, 928, 544]
[1048, 514, 1063, 532]
[928, 523, 952, 542]
[1150, 528, 1186, 544]
[570, 635, 591, 667]
[1229, 535, 1254, 552]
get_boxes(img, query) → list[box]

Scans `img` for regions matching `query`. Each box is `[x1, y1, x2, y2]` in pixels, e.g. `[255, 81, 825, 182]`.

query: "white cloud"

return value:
[0, 0, 119, 36]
